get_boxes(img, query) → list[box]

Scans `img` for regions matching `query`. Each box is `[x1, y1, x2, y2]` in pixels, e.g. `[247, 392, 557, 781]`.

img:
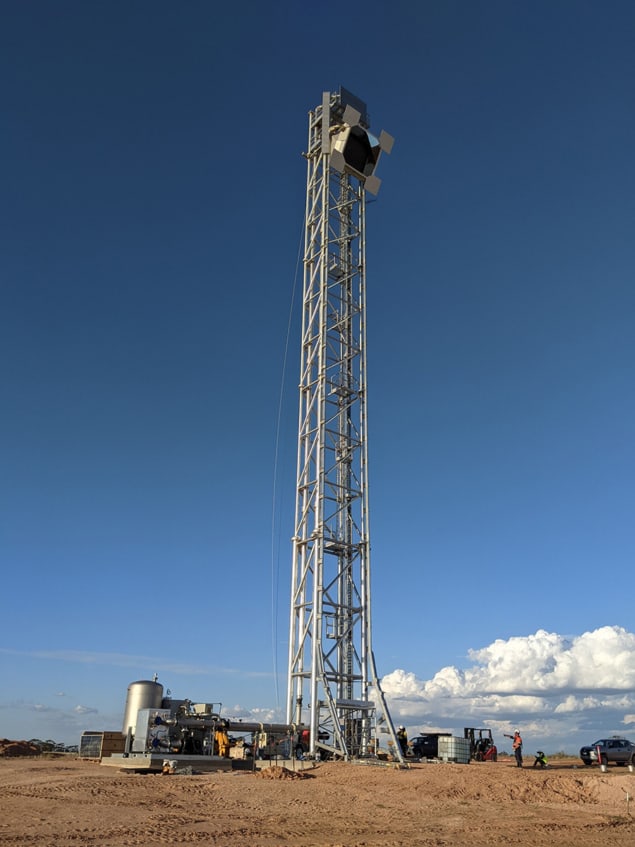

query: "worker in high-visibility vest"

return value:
[396, 726, 408, 757]
[215, 728, 230, 758]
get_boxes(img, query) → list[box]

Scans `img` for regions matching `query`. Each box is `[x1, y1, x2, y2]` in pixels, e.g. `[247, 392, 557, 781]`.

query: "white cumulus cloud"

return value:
[227, 705, 279, 723]
[74, 705, 98, 715]
[381, 626, 635, 752]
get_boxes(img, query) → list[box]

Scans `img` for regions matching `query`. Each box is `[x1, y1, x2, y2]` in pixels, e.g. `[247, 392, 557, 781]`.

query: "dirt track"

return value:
[1, 756, 634, 846]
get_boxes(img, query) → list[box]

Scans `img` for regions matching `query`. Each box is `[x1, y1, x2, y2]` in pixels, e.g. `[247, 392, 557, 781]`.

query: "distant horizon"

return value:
[3, 624, 635, 755]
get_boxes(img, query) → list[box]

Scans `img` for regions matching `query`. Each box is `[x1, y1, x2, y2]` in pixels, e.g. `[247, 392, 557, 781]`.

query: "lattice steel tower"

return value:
[286, 89, 399, 760]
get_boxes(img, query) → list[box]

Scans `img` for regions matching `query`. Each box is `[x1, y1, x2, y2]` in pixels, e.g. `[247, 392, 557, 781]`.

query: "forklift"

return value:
[464, 728, 497, 762]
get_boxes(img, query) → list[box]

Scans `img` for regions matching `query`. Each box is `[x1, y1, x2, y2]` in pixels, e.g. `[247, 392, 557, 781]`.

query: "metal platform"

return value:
[101, 753, 233, 773]
[101, 754, 317, 774]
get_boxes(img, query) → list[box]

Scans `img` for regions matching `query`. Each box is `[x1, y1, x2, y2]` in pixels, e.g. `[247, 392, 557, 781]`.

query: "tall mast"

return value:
[286, 88, 397, 760]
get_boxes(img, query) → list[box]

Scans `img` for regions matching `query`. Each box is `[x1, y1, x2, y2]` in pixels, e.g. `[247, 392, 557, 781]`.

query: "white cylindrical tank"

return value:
[122, 679, 164, 736]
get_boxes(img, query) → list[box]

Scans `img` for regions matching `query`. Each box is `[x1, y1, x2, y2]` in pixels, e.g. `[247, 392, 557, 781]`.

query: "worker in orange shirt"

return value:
[504, 730, 523, 768]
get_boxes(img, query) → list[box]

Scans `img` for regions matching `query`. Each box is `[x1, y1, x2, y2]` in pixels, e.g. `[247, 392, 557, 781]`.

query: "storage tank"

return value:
[122, 679, 164, 736]
[437, 735, 471, 764]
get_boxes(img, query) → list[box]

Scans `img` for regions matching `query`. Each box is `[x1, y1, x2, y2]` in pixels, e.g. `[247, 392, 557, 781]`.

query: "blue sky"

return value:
[2, 1, 634, 753]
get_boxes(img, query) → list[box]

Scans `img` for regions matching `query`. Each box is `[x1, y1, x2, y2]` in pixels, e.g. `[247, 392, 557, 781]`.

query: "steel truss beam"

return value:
[286, 91, 400, 762]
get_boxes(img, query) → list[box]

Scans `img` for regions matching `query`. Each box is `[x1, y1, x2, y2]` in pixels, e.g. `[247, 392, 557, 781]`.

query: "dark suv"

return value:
[579, 737, 635, 767]
[410, 733, 451, 759]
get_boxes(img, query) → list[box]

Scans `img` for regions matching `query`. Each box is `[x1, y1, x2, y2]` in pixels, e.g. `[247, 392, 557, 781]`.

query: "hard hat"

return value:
[399, 725, 405, 730]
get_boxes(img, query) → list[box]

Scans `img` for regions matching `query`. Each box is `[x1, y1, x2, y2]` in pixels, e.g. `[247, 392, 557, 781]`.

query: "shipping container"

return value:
[79, 731, 125, 758]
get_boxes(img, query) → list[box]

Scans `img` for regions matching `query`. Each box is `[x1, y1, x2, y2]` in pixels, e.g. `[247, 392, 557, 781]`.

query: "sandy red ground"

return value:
[1, 755, 634, 845]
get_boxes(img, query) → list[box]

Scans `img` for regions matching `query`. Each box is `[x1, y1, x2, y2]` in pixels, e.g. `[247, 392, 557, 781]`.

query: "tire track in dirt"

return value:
[2, 758, 634, 846]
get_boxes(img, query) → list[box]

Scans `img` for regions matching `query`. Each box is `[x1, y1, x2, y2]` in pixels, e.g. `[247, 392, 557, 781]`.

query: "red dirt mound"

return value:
[255, 765, 309, 779]
[0, 738, 41, 757]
